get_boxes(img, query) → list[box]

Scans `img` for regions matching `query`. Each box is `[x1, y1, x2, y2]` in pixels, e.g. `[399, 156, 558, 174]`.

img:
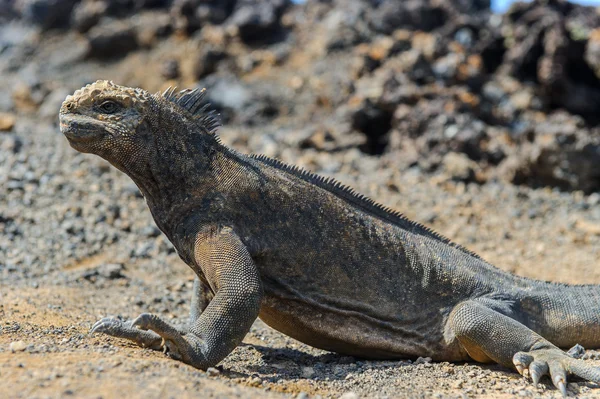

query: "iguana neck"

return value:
[121, 123, 226, 234]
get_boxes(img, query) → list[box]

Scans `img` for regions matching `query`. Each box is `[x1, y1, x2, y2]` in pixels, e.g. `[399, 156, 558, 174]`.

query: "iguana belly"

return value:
[258, 293, 468, 361]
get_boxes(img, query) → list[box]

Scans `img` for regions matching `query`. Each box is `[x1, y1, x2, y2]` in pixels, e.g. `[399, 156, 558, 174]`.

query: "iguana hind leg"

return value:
[189, 276, 213, 324]
[448, 300, 600, 395]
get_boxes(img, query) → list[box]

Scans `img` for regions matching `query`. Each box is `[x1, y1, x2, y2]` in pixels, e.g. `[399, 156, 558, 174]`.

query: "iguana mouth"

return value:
[59, 115, 104, 143]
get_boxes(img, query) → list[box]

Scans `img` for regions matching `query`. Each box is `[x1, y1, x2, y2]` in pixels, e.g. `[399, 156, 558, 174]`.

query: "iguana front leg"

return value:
[448, 300, 600, 395]
[92, 225, 263, 369]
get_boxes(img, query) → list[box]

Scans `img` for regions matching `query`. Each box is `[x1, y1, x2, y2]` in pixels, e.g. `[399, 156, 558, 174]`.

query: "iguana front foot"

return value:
[132, 313, 208, 367]
[513, 348, 600, 396]
[90, 317, 163, 350]
[91, 313, 208, 367]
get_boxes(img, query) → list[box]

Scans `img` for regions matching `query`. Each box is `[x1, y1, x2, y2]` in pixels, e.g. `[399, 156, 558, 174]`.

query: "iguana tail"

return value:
[516, 283, 600, 349]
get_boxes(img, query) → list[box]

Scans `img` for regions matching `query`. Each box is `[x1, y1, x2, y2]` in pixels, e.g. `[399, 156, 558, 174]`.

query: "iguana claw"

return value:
[513, 348, 600, 396]
[529, 360, 548, 386]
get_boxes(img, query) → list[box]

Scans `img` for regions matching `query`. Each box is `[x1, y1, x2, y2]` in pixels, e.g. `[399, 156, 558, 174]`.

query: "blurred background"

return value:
[493, 0, 600, 12]
[1, 0, 600, 193]
[1, 1, 600, 397]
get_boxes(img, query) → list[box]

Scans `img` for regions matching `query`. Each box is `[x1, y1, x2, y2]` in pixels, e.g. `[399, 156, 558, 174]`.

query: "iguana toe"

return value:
[529, 360, 548, 385]
[549, 361, 567, 396]
[90, 316, 163, 349]
[512, 351, 533, 375]
[567, 343, 586, 359]
[131, 313, 208, 368]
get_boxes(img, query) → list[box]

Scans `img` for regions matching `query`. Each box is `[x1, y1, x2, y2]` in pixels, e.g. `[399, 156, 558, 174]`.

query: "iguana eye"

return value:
[98, 101, 120, 114]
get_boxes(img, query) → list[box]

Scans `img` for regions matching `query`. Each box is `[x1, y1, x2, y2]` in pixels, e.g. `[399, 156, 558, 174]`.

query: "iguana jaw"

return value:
[59, 113, 108, 148]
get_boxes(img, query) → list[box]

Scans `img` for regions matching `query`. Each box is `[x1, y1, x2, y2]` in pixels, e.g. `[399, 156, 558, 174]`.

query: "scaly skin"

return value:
[59, 81, 600, 395]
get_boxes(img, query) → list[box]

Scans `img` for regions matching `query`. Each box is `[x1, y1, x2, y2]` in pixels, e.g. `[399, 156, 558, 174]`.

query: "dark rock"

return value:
[479, 36, 506, 74]
[448, 0, 491, 13]
[401, 50, 435, 85]
[351, 100, 392, 155]
[15, 0, 78, 30]
[170, 0, 197, 33]
[193, 47, 227, 79]
[135, 0, 170, 9]
[501, 0, 600, 124]
[160, 59, 180, 80]
[370, 0, 447, 35]
[227, 0, 291, 45]
[195, 3, 230, 25]
[369, 0, 412, 35]
[170, 0, 236, 33]
[0, 1, 18, 22]
[380, 74, 420, 106]
[81, 263, 126, 281]
[103, 0, 135, 16]
[86, 20, 138, 59]
[500, 112, 600, 193]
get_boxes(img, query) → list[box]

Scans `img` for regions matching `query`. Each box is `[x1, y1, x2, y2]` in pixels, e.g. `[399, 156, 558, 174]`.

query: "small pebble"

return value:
[415, 356, 432, 365]
[9, 341, 28, 352]
[249, 376, 262, 387]
[206, 367, 220, 377]
[0, 112, 16, 131]
[301, 366, 315, 378]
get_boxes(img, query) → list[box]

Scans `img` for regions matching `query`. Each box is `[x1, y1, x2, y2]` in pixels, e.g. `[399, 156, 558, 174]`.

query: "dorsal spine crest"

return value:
[159, 86, 221, 134]
[250, 154, 487, 262]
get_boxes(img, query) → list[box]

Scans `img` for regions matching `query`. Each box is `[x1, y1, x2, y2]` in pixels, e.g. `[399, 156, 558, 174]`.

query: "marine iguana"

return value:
[59, 80, 600, 395]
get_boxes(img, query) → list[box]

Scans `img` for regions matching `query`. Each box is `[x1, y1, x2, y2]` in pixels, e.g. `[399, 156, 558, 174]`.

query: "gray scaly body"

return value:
[59, 81, 600, 395]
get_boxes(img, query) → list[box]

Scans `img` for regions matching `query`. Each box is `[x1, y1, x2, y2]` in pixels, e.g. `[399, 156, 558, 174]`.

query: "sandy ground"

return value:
[2, 132, 600, 398]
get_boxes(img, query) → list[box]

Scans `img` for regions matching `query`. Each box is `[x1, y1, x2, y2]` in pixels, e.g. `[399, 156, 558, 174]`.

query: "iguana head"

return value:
[60, 80, 219, 162]
[60, 80, 220, 201]
[59, 80, 155, 170]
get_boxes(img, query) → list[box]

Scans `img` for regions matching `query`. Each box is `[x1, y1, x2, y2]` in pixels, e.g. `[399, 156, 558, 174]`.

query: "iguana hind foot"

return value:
[449, 300, 600, 396]
[514, 349, 600, 395]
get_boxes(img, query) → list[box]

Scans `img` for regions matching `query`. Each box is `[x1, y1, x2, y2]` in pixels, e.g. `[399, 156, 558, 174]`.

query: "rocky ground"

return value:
[1, 0, 600, 398]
